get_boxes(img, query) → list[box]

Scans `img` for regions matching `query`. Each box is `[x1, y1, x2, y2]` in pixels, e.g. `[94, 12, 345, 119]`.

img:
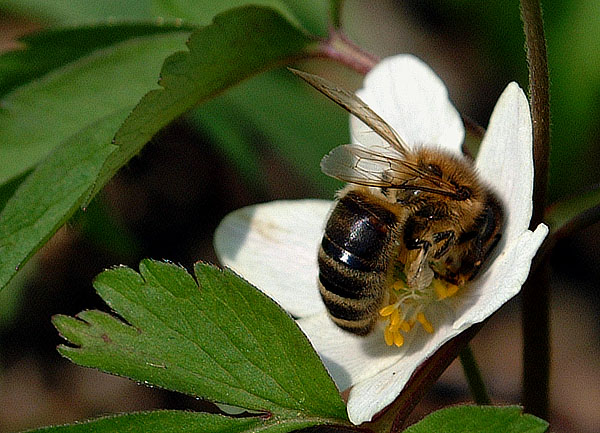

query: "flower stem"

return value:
[519, 0, 551, 420]
[459, 345, 491, 405]
[315, 28, 379, 75]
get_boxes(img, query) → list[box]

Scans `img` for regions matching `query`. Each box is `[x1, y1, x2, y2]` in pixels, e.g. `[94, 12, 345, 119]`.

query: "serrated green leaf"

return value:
[53, 260, 349, 428]
[28, 410, 267, 433]
[101, 6, 317, 198]
[0, 23, 194, 96]
[0, 31, 190, 186]
[402, 406, 548, 433]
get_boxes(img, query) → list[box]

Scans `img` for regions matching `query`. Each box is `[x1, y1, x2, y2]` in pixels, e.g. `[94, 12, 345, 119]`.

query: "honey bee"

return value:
[291, 68, 504, 336]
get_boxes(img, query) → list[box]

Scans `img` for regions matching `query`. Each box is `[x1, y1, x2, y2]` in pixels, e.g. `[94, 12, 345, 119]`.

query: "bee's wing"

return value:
[321, 144, 403, 187]
[289, 68, 409, 155]
[321, 145, 462, 198]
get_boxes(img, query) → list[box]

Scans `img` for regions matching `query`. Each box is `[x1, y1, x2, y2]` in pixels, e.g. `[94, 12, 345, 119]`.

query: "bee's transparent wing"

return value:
[320, 145, 402, 187]
[322, 145, 461, 198]
[289, 68, 409, 155]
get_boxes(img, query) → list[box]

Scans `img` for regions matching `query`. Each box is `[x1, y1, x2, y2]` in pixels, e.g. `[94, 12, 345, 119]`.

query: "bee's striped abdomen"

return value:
[318, 191, 400, 335]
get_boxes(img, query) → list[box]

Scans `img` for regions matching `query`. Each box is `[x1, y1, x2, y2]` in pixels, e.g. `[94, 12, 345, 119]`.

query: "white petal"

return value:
[347, 299, 462, 424]
[298, 303, 456, 425]
[351, 54, 464, 154]
[453, 223, 548, 330]
[297, 314, 405, 392]
[214, 200, 331, 318]
[476, 82, 533, 243]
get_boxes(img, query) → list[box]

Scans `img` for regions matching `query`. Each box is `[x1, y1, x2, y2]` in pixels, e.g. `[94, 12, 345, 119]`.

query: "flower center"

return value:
[378, 270, 460, 347]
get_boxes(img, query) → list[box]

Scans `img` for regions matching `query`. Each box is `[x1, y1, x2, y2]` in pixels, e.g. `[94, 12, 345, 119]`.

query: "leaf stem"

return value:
[459, 345, 491, 405]
[519, 0, 551, 420]
[316, 28, 379, 75]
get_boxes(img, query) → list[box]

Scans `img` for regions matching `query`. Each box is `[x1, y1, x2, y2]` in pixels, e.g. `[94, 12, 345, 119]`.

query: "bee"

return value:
[290, 68, 504, 336]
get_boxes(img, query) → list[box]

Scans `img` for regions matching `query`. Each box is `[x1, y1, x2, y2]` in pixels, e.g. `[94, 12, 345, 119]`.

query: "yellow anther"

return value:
[384, 326, 394, 346]
[393, 331, 404, 347]
[382, 263, 459, 347]
[379, 304, 396, 317]
[446, 283, 460, 297]
[399, 320, 411, 333]
[390, 309, 401, 326]
[416, 312, 434, 334]
[388, 321, 400, 333]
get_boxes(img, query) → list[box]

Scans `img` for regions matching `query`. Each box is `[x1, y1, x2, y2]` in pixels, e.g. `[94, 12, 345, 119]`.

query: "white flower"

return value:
[214, 55, 548, 425]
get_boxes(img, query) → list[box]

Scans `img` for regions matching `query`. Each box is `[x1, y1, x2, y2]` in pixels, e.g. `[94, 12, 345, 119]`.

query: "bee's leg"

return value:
[432, 230, 455, 259]
[454, 196, 504, 282]
[458, 231, 502, 282]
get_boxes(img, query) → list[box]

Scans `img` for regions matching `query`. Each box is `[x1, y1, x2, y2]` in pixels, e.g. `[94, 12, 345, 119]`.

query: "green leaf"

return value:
[0, 170, 29, 214]
[1, 0, 154, 25]
[0, 109, 124, 290]
[3, 0, 329, 36]
[153, 0, 299, 27]
[280, 0, 330, 36]
[53, 260, 349, 428]
[101, 6, 317, 198]
[0, 23, 194, 97]
[0, 31, 190, 186]
[0, 32, 191, 290]
[29, 410, 267, 433]
[402, 406, 548, 433]
[152, 0, 329, 36]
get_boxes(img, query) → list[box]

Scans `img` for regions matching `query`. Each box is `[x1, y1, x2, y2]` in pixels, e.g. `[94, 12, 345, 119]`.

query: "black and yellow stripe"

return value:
[318, 191, 400, 335]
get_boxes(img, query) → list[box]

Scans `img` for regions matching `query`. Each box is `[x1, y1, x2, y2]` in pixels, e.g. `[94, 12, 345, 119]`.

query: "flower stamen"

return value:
[384, 326, 394, 346]
[390, 309, 401, 326]
[379, 275, 461, 346]
[416, 312, 434, 333]
[399, 320, 411, 332]
[379, 304, 397, 316]
[393, 331, 404, 347]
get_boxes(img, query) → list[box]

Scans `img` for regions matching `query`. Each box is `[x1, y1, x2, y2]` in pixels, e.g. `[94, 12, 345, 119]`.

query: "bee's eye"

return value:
[426, 164, 442, 177]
